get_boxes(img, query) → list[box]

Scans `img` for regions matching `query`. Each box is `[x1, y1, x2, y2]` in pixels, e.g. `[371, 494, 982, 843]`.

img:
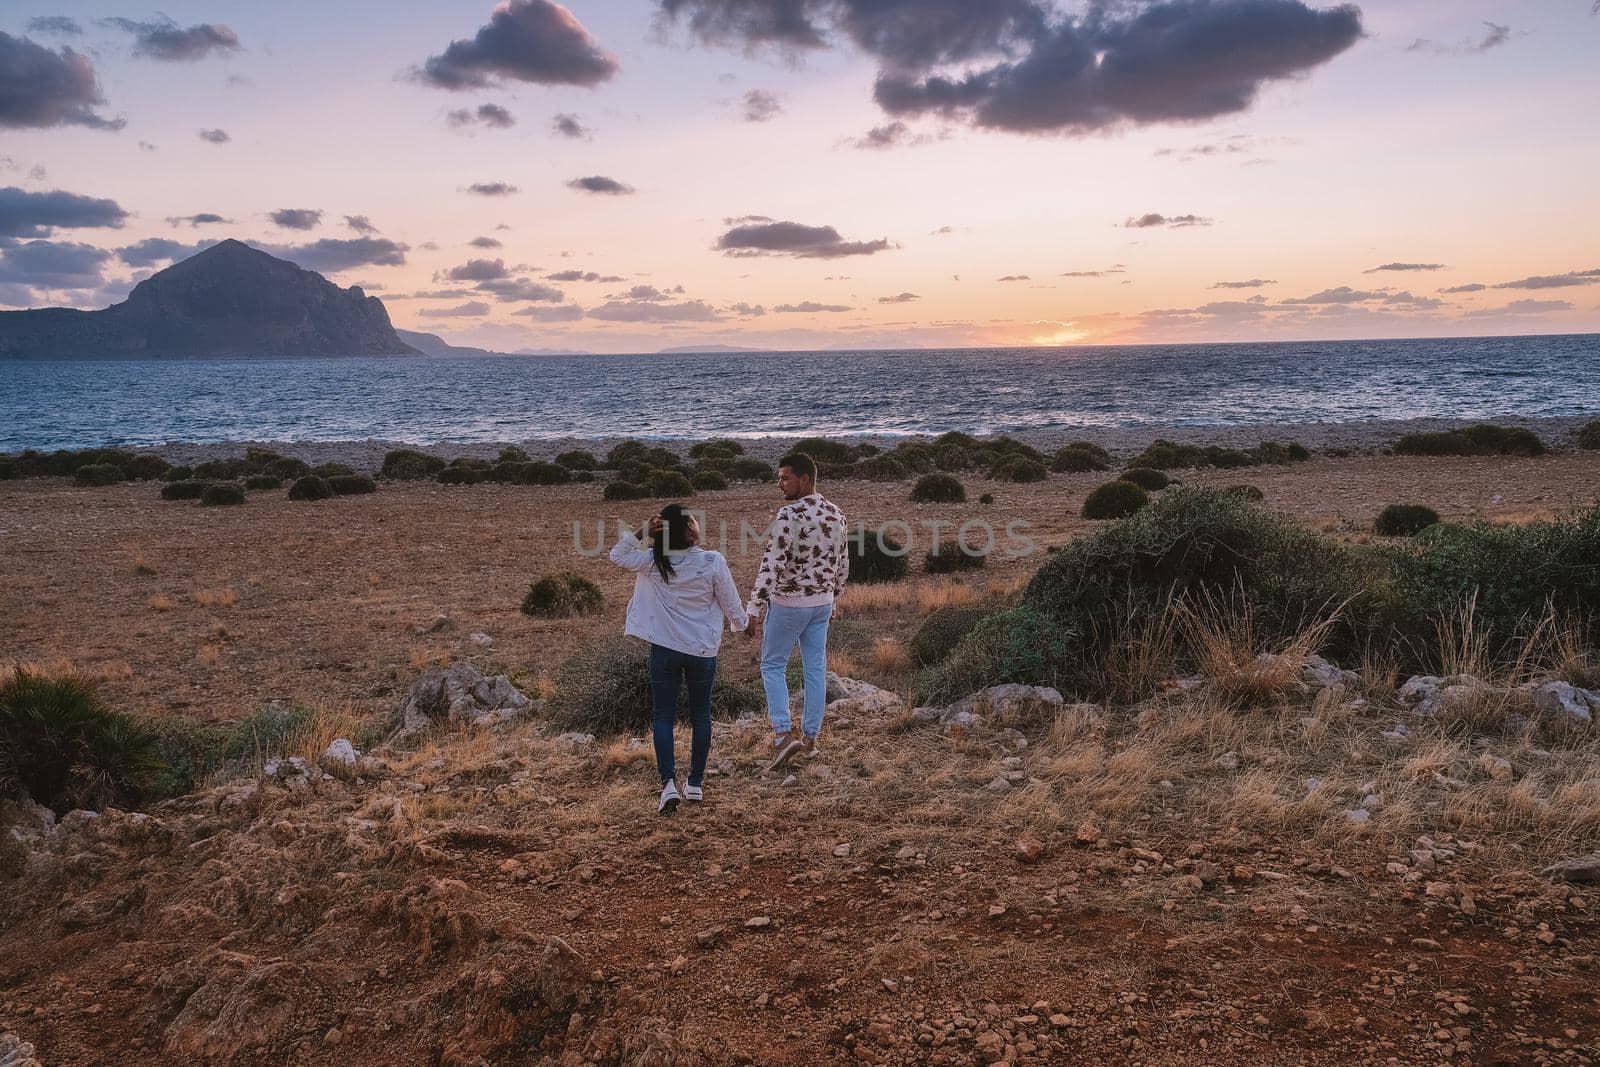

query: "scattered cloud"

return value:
[414, 0, 619, 91]
[1154, 133, 1295, 163]
[267, 237, 409, 272]
[1365, 262, 1445, 273]
[418, 300, 491, 318]
[588, 298, 720, 321]
[198, 128, 231, 144]
[1492, 269, 1600, 290]
[470, 236, 503, 249]
[103, 17, 242, 61]
[552, 113, 591, 139]
[1124, 213, 1212, 229]
[728, 302, 766, 316]
[448, 103, 516, 129]
[1407, 21, 1514, 56]
[567, 175, 635, 195]
[0, 32, 124, 130]
[270, 208, 323, 231]
[25, 17, 82, 36]
[1464, 298, 1574, 317]
[477, 277, 566, 302]
[844, 120, 937, 150]
[716, 217, 892, 259]
[997, 274, 1029, 282]
[1440, 283, 1486, 294]
[444, 258, 510, 282]
[466, 182, 519, 196]
[345, 215, 379, 235]
[742, 89, 782, 122]
[166, 212, 231, 228]
[116, 238, 209, 267]
[0, 186, 128, 238]
[878, 291, 920, 304]
[515, 303, 586, 321]
[658, 0, 1363, 137]
[772, 301, 851, 313]
[1210, 278, 1276, 289]
[1281, 286, 1384, 305]
[0, 239, 112, 291]
[548, 269, 624, 282]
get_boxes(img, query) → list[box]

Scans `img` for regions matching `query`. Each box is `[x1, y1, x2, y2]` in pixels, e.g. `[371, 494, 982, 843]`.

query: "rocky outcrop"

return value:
[0, 240, 420, 359]
[389, 662, 540, 746]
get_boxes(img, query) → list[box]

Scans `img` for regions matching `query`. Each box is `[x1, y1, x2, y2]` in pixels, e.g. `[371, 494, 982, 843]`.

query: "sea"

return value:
[2, 333, 1598, 451]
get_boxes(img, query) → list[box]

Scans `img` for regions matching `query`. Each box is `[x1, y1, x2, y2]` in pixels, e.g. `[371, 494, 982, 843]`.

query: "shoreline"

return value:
[115, 413, 1598, 471]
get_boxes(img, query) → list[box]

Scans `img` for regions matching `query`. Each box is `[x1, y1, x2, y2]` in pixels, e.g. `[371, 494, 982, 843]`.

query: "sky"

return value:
[2, 0, 1598, 354]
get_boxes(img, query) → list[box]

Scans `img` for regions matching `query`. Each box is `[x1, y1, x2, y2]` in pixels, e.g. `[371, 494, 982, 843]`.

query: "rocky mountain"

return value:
[0, 240, 420, 359]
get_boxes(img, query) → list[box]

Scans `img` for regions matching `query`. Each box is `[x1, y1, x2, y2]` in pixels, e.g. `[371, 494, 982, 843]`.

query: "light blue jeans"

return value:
[760, 602, 833, 739]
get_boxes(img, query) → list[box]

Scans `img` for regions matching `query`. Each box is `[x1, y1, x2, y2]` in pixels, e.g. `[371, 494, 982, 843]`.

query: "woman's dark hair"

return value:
[652, 503, 695, 582]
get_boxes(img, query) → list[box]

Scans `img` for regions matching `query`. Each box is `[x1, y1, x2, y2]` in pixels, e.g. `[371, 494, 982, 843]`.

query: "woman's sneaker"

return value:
[798, 735, 822, 758]
[684, 783, 703, 802]
[658, 781, 680, 815]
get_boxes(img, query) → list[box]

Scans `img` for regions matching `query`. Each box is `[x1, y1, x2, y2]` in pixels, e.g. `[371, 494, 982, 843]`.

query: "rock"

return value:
[1344, 808, 1371, 825]
[744, 916, 772, 929]
[824, 673, 903, 715]
[469, 632, 495, 648]
[984, 776, 1013, 795]
[695, 926, 727, 948]
[944, 684, 1065, 724]
[1533, 681, 1595, 724]
[1301, 654, 1360, 690]
[0, 1032, 42, 1067]
[417, 614, 454, 635]
[1397, 675, 1442, 711]
[1014, 834, 1044, 865]
[1411, 938, 1442, 951]
[390, 662, 539, 745]
[319, 738, 358, 768]
[832, 843, 852, 858]
[533, 936, 593, 1011]
[1542, 853, 1600, 884]
[1214, 751, 1239, 772]
[1477, 753, 1513, 782]
[554, 732, 597, 746]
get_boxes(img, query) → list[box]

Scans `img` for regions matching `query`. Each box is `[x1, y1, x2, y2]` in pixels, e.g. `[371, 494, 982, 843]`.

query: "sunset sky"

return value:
[2, 0, 1598, 353]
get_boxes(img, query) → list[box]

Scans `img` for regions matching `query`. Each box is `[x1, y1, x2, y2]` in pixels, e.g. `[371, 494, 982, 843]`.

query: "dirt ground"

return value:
[3, 452, 1598, 725]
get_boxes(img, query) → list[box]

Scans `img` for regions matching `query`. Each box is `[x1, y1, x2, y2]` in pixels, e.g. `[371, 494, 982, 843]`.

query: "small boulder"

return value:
[1014, 834, 1044, 865]
[1542, 853, 1600, 884]
[319, 738, 359, 768]
[1301, 654, 1360, 690]
[1532, 681, 1595, 724]
[390, 662, 540, 745]
[943, 684, 1064, 725]
[1477, 753, 1513, 782]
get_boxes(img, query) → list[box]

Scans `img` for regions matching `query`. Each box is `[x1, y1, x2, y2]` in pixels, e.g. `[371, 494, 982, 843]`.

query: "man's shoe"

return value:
[658, 781, 680, 815]
[798, 735, 821, 758]
[684, 783, 703, 802]
[765, 735, 803, 773]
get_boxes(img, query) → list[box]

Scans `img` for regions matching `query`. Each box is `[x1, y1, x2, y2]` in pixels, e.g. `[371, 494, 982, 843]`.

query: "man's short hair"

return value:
[778, 451, 817, 481]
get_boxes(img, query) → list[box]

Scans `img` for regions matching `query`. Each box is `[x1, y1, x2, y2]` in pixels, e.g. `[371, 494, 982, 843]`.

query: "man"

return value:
[745, 451, 849, 770]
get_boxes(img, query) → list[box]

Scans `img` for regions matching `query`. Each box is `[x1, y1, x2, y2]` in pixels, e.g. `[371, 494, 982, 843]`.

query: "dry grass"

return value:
[131, 555, 156, 576]
[409, 645, 450, 671]
[916, 580, 979, 613]
[869, 638, 912, 675]
[192, 587, 239, 609]
[841, 582, 917, 613]
[149, 594, 176, 611]
[196, 644, 224, 667]
[1175, 592, 1341, 708]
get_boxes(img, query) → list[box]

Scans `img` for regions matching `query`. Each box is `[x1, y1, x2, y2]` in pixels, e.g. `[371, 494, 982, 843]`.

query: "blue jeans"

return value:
[649, 644, 716, 786]
[760, 602, 833, 739]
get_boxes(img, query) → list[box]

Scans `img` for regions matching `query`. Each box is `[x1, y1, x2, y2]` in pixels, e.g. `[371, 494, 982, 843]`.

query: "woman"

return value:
[610, 503, 748, 814]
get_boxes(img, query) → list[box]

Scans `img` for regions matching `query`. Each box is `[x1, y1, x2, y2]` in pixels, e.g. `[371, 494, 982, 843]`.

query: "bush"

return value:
[1577, 421, 1600, 451]
[605, 441, 680, 470]
[288, 475, 334, 501]
[160, 480, 208, 501]
[121, 454, 171, 480]
[691, 470, 729, 491]
[244, 475, 282, 490]
[0, 457, 14, 480]
[573, 470, 595, 483]
[555, 449, 598, 470]
[991, 456, 1048, 483]
[497, 446, 531, 464]
[909, 604, 991, 667]
[143, 703, 318, 798]
[848, 528, 909, 584]
[200, 482, 247, 506]
[728, 458, 775, 482]
[603, 479, 647, 501]
[1050, 445, 1110, 473]
[689, 439, 743, 459]
[910, 472, 966, 504]
[1119, 467, 1171, 491]
[1128, 438, 1310, 470]
[1394, 424, 1546, 457]
[523, 461, 571, 485]
[934, 446, 972, 471]
[925, 541, 986, 574]
[853, 455, 908, 482]
[932, 431, 982, 451]
[1375, 503, 1440, 537]
[327, 474, 377, 496]
[979, 493, 994, 505]
[791, 437, 857, 464]
[0, 669, 162, 813]
[1082, 480, 1149, 520]
[194, 458, 251, 481]
[269, 456, 311, 479]
[163, 464, 195, 482]
[311, 462, 356, 479]
[1225, 484, 1265, 501]
[381, 449, 447, 480]
[888, 443, 938, 474]
[74, 463, 124, 487]
[550, 636, 761, 735]
[438, 466, 486, 485]
[648, 470, 694, 498]
[986, 436, 1044, 462]
[521, 571, 605, 619]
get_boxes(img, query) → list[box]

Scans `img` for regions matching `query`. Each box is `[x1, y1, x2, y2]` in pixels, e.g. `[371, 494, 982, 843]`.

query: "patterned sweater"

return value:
[745, 493, 849, 617]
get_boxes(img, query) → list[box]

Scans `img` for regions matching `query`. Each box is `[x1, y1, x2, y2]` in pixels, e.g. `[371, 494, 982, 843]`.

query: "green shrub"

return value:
[524, 461, 571, 485]
[910, 473, 966, 503]
[0, 457, 15, 480]
[488, 461, 524, 483]
[689, 439, 743, 459]
[909, 604, 991, 667]
[934, 446, 972, 471]
[979, 492, 994, 505]
[163, 465, 195, 482]
[438, 466, 486, 486]
[853, 455, 908, 482]
[1576, 421, 1600, 451]
[121, 454, 171, 480]
[791, 437, 857, 464]
[1119, 467, 1171, 491]
[932, 431, 982, 451]
[991, 456, 1048, 483]
[74, 463, 124, 487]
[310, 462, 356, 479]
[381, 449, 447, 480]
[143, 703, 318, 798]
[693, 455, 732, 475]
[691, 470, 729, 491]
[648, 470, 694, 498]
[160, 480, 209, 501]
[521, 571, 605, 619]
[1375, 503, 1440, 537]
[497, 446, 531, 464]
[0, 669, 163, 813]
[200, 482, 247, 506]
[243, 446, 281, 466]
[244, 475, 282, 490]
[986, 436, 1044, 462]
[269, 456, 311, 479]
[818, 461, 855, 479]
[848, 528, 910, 583]
[603, 479, 647, 501]
[1051, 445, 1110, 473]
[573, 470, 595, 483]
[555, 449, 599, 470]
[726, 457, 774, 482]
[1128, 438, 1309, 470]
[288, 475, 334, 501]
[1225, 484, 1265, 501]
[888, 443, 937, 474]
[605, 441, 680, 470]
[1394, 424, 1546, 457]
[550, 636, 760, 735]
[925, 541, 986, 574]
[1082, 480, 1149, 520]
[194, 458, 252, 481]
[327, 474, 377, 496]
